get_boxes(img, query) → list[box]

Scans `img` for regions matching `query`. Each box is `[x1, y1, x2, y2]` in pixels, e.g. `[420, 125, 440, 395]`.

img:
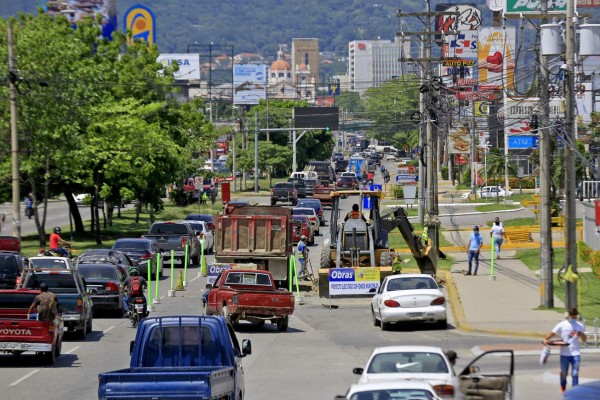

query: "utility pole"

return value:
[254, 111, 259, 193]
[564, 0, 577, 309]
[8, 22, 20, 241]
[418, 26, 426, 225]
[470, 101, 477, 195]
[539, 0, 554, 308]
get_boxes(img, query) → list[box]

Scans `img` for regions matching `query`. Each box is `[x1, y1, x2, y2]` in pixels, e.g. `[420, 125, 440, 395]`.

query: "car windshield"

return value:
[78, 265, 119, 280]
[367, 352, 448, 374]
[185, 222, 206, 232]
[113, 240, 150, 251]
[224, 272, 272, 286]
[275, 183, 294, 189]
[350, 389, 435, 400]
[386, 277, 437, 291]
[150, 223, 189, 235]
[298, 201, 319, 208]
[185, 214, 213, 222]
[29, 258, 69, 269]
[293, 209, 314, 216]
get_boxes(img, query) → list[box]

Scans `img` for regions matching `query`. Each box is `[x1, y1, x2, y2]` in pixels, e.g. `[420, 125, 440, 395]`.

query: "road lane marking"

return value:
[10, 369, 40, 386]
[64, 345, 80, 355]
[103, 326, 115, 334]
[190, 275, 201, 283]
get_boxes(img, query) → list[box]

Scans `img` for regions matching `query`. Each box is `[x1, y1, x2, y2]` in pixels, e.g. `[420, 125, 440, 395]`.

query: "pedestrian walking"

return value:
[490, 217, 506, 259]
[543, 308, 587, 394]
[466, 226, 483, 275]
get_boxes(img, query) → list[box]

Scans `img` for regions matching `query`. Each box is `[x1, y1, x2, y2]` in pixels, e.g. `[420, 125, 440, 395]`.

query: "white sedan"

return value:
[385, 154, 397, 161]
[292, 207, 320, 235]
[370, 274, 446, 330]
[342, 381, 442, 400]
[182, 220, 214, 254]
[353, 346, 461, 399]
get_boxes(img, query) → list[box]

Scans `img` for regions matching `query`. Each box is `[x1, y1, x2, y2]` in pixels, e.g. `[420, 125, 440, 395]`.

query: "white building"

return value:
[348, 39, 412, 96]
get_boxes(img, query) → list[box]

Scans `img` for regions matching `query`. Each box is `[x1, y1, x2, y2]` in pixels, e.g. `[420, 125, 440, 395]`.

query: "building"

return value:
[292, 38, 319, 91]
[348, 39, 412, 96]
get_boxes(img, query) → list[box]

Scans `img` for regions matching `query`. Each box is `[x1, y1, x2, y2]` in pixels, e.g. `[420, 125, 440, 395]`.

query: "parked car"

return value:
[370, 274, 447, 330]
[182, 220, 214, 255]
[478, 186, 513, 198]
[292, 207, 320, 235]
[20, 268, 93, 339]
[385, 153, 397, 161]
[338, 381, 442, 400]
[297, 198, 325, 226]
[111, 238, 161, 279]
[336, 176, 356, 190]
[292, 216, 314, 245]
[76, 263, 127, 316]
[0, 251, 27, 289]
[185, 213, 216, 232]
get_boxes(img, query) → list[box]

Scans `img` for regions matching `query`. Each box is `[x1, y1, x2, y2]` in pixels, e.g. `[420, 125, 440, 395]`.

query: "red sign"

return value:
[578, 0, 600, 7]
[455, 155, 468, 165]
[595, 200, 600, 226]
[454, 90, 495, 101]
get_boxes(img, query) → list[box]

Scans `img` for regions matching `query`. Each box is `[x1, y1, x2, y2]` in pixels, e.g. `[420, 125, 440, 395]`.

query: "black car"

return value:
[77, 263, 127, 316]
[111, 239, 161, 279]
[332, 152, 344, 162]
[0, 251, 27, 289]
[185, 213, 216, 232]
[370, 152, 383, 165]
[336, 176, 355, 190]
[77, 249, 134, 277]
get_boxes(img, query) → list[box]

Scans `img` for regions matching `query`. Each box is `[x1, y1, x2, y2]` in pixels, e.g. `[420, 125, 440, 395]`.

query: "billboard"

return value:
[443, 31, 478, 59]
[575, 82, 593, 125]
[124, 3, 156, 45]
[435, 4, 482, 34]
[448, 125, 472, 154]
[440, 59, 478, 88]
[157, 54, 200, 80]
[45, 0, 117, 40]
[328, 268, 380, 296]
[505, 0, 568, 14]
[478, 27, 516, 91]
[233, 64, 267, 105]
[294, 107, 339, 130]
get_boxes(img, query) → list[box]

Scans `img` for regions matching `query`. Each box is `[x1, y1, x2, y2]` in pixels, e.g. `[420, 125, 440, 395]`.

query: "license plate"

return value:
[408, 313, 424, 318]
[135, 304, 144, 311]
[0, 342, 27, 350]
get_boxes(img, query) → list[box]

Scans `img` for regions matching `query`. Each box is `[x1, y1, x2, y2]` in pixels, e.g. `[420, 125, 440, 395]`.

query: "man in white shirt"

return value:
[489, 217, 506, 259]
[543, 308, 587, 394]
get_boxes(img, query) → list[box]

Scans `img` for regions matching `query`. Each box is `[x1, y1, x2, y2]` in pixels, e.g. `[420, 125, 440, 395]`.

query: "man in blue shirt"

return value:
[467, 226, 483, 275]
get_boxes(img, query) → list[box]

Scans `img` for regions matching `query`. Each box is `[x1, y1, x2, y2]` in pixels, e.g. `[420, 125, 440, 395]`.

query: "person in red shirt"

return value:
[49, 227, 69, 257]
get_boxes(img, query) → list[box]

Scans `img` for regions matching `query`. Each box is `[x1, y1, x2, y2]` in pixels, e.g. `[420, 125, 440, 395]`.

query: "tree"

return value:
[336, 91, 364, 113]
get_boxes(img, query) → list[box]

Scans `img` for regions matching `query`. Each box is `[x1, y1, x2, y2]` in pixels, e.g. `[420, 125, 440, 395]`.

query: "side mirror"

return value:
[352, 367, 364, 375]
[129, 340, 135, 355]
[241, 339, 252, 356]
[205, 283, 212, 290]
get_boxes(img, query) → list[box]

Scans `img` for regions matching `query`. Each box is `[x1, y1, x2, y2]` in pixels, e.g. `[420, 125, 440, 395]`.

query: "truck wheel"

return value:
[42, 348, 56, 365]
[320, 249, 332, 269]
[77, 325, 87, 340]
[380, 251, 392, 267]
[55, 338, 62, 358]
[192, 253, 200, 265]
[86, 316, 93, 334]
[276, 315, 289, 332]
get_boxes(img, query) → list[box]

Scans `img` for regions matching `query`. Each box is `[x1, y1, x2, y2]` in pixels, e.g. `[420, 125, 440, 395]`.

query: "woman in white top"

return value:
[489, 217, 506, 259]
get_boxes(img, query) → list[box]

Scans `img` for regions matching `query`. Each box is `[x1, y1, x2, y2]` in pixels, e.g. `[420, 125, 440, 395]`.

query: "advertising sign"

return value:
[478, 27, 516, 90]
[578, 0, 600, 7]
[124, 3, 156, 45]
[440, 59, 478, 88]
[396, 174, 418, 184]
[448, 125, 472, 154]
[157, 54, 200, 80]
[505, 0, 568, 14]
[508, 136, 538, 149]
[328, 268, 380, 296]
[402, 185, 417, 205]
[435, 4, 482, 34]
[575, 82, 593, 125]
[443, 31, 478, 59]
[233, 64, 267, 105]
[45, 0, 117, 40]
[206, 263, 257, 285]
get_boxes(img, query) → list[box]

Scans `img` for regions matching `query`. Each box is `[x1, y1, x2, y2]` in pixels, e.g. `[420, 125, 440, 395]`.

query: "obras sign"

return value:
[505, 0, 567, 14]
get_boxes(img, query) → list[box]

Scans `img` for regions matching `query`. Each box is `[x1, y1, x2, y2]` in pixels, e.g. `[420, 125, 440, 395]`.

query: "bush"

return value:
[441, 166, 449, 180]
[392, 185, 418, 199]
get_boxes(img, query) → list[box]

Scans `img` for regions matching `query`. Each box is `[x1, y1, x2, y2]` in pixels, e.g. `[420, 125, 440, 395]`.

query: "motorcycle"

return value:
[39, 243, 77, 259]
[25, 207, 34, 219]
[128, 295, 148, 328]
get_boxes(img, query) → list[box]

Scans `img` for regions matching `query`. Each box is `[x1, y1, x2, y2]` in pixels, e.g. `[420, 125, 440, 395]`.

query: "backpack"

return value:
[37, 294, 57, 322]
[129, 277, 143, 297]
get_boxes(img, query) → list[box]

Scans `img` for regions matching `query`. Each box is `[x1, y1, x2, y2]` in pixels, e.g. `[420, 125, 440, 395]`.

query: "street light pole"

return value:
[8, 22, 20, 241]
[254, 111, 259, 193]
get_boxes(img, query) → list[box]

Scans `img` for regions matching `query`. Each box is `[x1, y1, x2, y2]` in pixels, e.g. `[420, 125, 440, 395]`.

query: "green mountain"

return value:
[1, 0, 444, 55]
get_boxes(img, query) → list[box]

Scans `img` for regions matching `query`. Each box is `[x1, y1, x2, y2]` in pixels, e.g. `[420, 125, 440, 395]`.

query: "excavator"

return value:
[318, 190, 436, 298]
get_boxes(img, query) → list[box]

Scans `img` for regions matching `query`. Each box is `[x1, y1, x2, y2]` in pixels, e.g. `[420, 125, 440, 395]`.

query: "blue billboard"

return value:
[508, 136, 538, 149]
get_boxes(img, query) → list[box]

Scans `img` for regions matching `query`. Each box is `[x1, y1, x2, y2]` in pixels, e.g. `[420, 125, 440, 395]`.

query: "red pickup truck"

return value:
[206, 269, 295, 332]
[0, 289, 64, 364]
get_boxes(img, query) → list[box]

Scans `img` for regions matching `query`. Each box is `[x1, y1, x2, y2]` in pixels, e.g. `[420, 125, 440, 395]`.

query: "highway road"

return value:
[0, 169, 593, 399]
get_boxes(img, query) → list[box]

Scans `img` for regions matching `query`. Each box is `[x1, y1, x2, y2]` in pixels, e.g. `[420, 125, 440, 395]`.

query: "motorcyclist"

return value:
[49, 227, 70, 257]
[121, 267, 149, 317]
[25, 194, 33, 219]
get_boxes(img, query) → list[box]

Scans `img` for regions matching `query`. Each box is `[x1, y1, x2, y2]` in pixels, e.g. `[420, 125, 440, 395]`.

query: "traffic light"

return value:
[530, 114, 539, 134]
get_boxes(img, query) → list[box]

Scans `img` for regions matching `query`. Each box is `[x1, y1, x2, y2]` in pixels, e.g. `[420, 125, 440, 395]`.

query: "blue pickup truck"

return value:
[98, 316, 251, 400]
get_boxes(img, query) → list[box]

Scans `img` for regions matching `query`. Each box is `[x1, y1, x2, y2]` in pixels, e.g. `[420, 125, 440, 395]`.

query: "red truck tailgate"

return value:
[0, 317, 54, 343]
[232, 290, 295, 315]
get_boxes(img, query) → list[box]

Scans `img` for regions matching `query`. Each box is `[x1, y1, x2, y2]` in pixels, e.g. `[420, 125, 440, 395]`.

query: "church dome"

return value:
[270, 59, 291, 71]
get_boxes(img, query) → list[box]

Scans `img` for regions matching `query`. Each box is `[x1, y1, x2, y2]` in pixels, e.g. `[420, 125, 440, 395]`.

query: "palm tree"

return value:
[486, 149, 517, 202]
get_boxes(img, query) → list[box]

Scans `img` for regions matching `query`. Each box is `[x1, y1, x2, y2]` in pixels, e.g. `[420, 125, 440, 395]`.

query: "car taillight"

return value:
[139, 251, 152, 260]
[199, 232, 205, 239]
[383, 299, 400, 307]
[271, 189, 275, 194]
[181, 237, 187, 247]
[431, 296, 446, 306]
[433, 385, 454, 397]
[15, 276, 20, 286]
[76, 298, 83, 313]
[318, 210, 323, 216]
[105, 282, 119, 292]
